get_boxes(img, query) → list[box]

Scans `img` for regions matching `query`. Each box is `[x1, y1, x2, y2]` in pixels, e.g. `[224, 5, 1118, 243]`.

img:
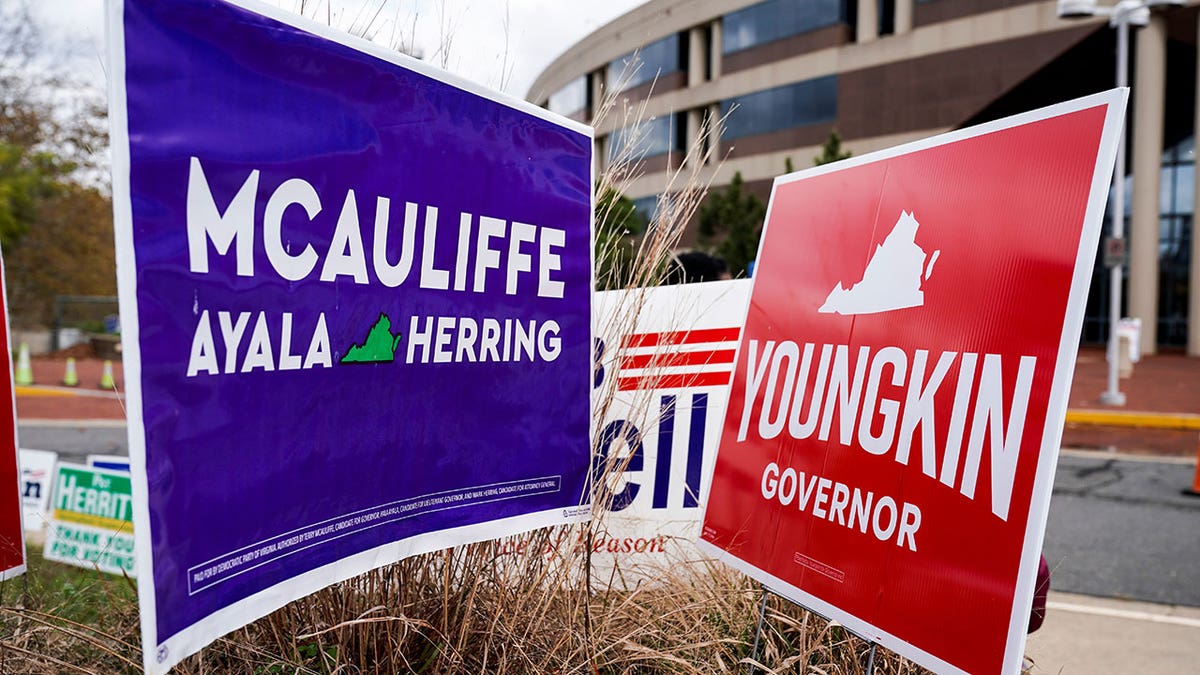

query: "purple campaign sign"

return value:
[107, 0, 593, 670]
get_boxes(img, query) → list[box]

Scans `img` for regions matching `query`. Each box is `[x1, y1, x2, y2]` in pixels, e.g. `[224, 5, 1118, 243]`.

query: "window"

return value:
[608, 33, 684, 91]
[703, 25, 714, 81]
[607, 114, 684, 162]
[631, 195, 663, 224]
[878, 0, 895, 36]
[1157, 135, 1194, 346]
[548, 76, 588, 116]
[722, 0, 849, 54]
[1084, 135, 1195, 346]
[719, 76, 837, 140]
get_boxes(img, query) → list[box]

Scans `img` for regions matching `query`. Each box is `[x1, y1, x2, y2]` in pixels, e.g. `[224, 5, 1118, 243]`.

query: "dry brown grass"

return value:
[1, 541, 928, 673]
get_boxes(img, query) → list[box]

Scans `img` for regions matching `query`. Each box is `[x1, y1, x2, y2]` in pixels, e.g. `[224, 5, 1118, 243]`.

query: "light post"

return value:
[1056, 0, 1183, 406]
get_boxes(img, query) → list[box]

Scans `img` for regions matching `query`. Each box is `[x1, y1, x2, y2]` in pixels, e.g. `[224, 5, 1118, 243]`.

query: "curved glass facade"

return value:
[719, 76, 837, 140]
[1084, 135, 1194, 347]
[608, 113, 684, 161]
[608, 33, 684, 91]
[1158, 135, 1194, 346]
[548, 76, 588, 116]
[632, 194, 667, 224]
[722, 0, 850, 54]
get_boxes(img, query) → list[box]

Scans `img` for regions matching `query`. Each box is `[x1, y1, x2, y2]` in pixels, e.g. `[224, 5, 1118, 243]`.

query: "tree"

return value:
[0, 142, 64, 250]
[814, 129, 852, 166]
[6, 182, 116, 326]
[697, 171, 766, 277]
[593, 186, 648, 290]
[0, 0, 114, 325]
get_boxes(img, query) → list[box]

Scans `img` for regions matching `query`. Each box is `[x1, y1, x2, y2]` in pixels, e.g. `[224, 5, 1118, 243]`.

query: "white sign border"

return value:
[19, 448, 58, 534]
[105, 0, 594, 672]
[0, 248, 25, 582]
[698, 88, 1128, 675]
[87, 454, 131, 470]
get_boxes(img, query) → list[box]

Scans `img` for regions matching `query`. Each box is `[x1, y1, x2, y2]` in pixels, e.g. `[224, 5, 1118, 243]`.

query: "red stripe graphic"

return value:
[621, 327, 740, 349]
[617, 371, 732, 391]
[620, 348, 737, 370]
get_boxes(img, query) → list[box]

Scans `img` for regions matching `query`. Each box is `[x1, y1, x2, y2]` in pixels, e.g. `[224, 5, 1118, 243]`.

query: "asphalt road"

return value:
[1042, 452, 1200, 608]
[19, 420, 128, 463]
[18, 421, 1200, 608]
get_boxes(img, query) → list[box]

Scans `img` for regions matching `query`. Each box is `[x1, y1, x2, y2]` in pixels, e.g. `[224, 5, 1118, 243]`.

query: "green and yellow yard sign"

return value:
[43, 463, 136, 576]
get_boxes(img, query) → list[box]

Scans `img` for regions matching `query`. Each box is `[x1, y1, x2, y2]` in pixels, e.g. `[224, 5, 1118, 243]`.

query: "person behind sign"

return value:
[664, 251, 731, 284]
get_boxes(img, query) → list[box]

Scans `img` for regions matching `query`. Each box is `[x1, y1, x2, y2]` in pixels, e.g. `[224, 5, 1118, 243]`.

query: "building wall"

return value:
[530, 1, 1104, 203]
[530, 0, 1200, 351]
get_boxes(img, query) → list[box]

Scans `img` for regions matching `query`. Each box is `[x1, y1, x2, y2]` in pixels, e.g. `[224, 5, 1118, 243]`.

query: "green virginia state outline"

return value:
[340, 312, 402, 364]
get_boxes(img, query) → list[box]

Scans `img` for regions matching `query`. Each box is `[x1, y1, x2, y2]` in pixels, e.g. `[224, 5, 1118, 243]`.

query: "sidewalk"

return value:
[1063, 347, 1200, 458]
[15, 357, 126, 420]
[1025, 592, 1200, 674]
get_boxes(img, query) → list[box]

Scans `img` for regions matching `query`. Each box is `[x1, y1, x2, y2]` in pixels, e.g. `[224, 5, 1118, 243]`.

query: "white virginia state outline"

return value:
[818, 210, 940, 315]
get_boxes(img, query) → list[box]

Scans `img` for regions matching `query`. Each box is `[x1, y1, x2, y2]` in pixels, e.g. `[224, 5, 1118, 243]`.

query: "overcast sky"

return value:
[32, 0, 647, 100]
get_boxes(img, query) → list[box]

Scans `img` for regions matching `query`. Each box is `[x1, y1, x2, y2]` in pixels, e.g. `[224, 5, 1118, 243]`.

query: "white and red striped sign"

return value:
[614, 326, 740, 392]
[588, 279, 750, 579]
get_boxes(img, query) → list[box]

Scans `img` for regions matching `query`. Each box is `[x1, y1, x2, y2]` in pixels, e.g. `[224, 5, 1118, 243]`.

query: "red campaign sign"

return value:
[699, 91, 1125, 675]
[0, 251, 25, 580]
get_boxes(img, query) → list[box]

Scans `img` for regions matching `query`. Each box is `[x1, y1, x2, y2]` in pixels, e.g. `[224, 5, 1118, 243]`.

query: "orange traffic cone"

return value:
[1186, 434, 1200, 497]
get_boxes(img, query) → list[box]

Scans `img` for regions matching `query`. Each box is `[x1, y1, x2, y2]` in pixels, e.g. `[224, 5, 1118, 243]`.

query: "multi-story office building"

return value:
[528, 0, 1200, 355]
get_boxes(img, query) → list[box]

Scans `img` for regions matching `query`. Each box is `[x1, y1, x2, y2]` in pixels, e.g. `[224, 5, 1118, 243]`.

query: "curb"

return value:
[16, 419, 128, 428]
[15, 386, 123, 399]
[1043, 591, 1200, 627]
[1065, 410, 1200, 431]
[14, 386, 77, 398]
[1059, 448, 1198, 465]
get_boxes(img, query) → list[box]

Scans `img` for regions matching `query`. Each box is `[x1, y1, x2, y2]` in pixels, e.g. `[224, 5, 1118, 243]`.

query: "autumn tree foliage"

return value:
[0, 0, 115, 326]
